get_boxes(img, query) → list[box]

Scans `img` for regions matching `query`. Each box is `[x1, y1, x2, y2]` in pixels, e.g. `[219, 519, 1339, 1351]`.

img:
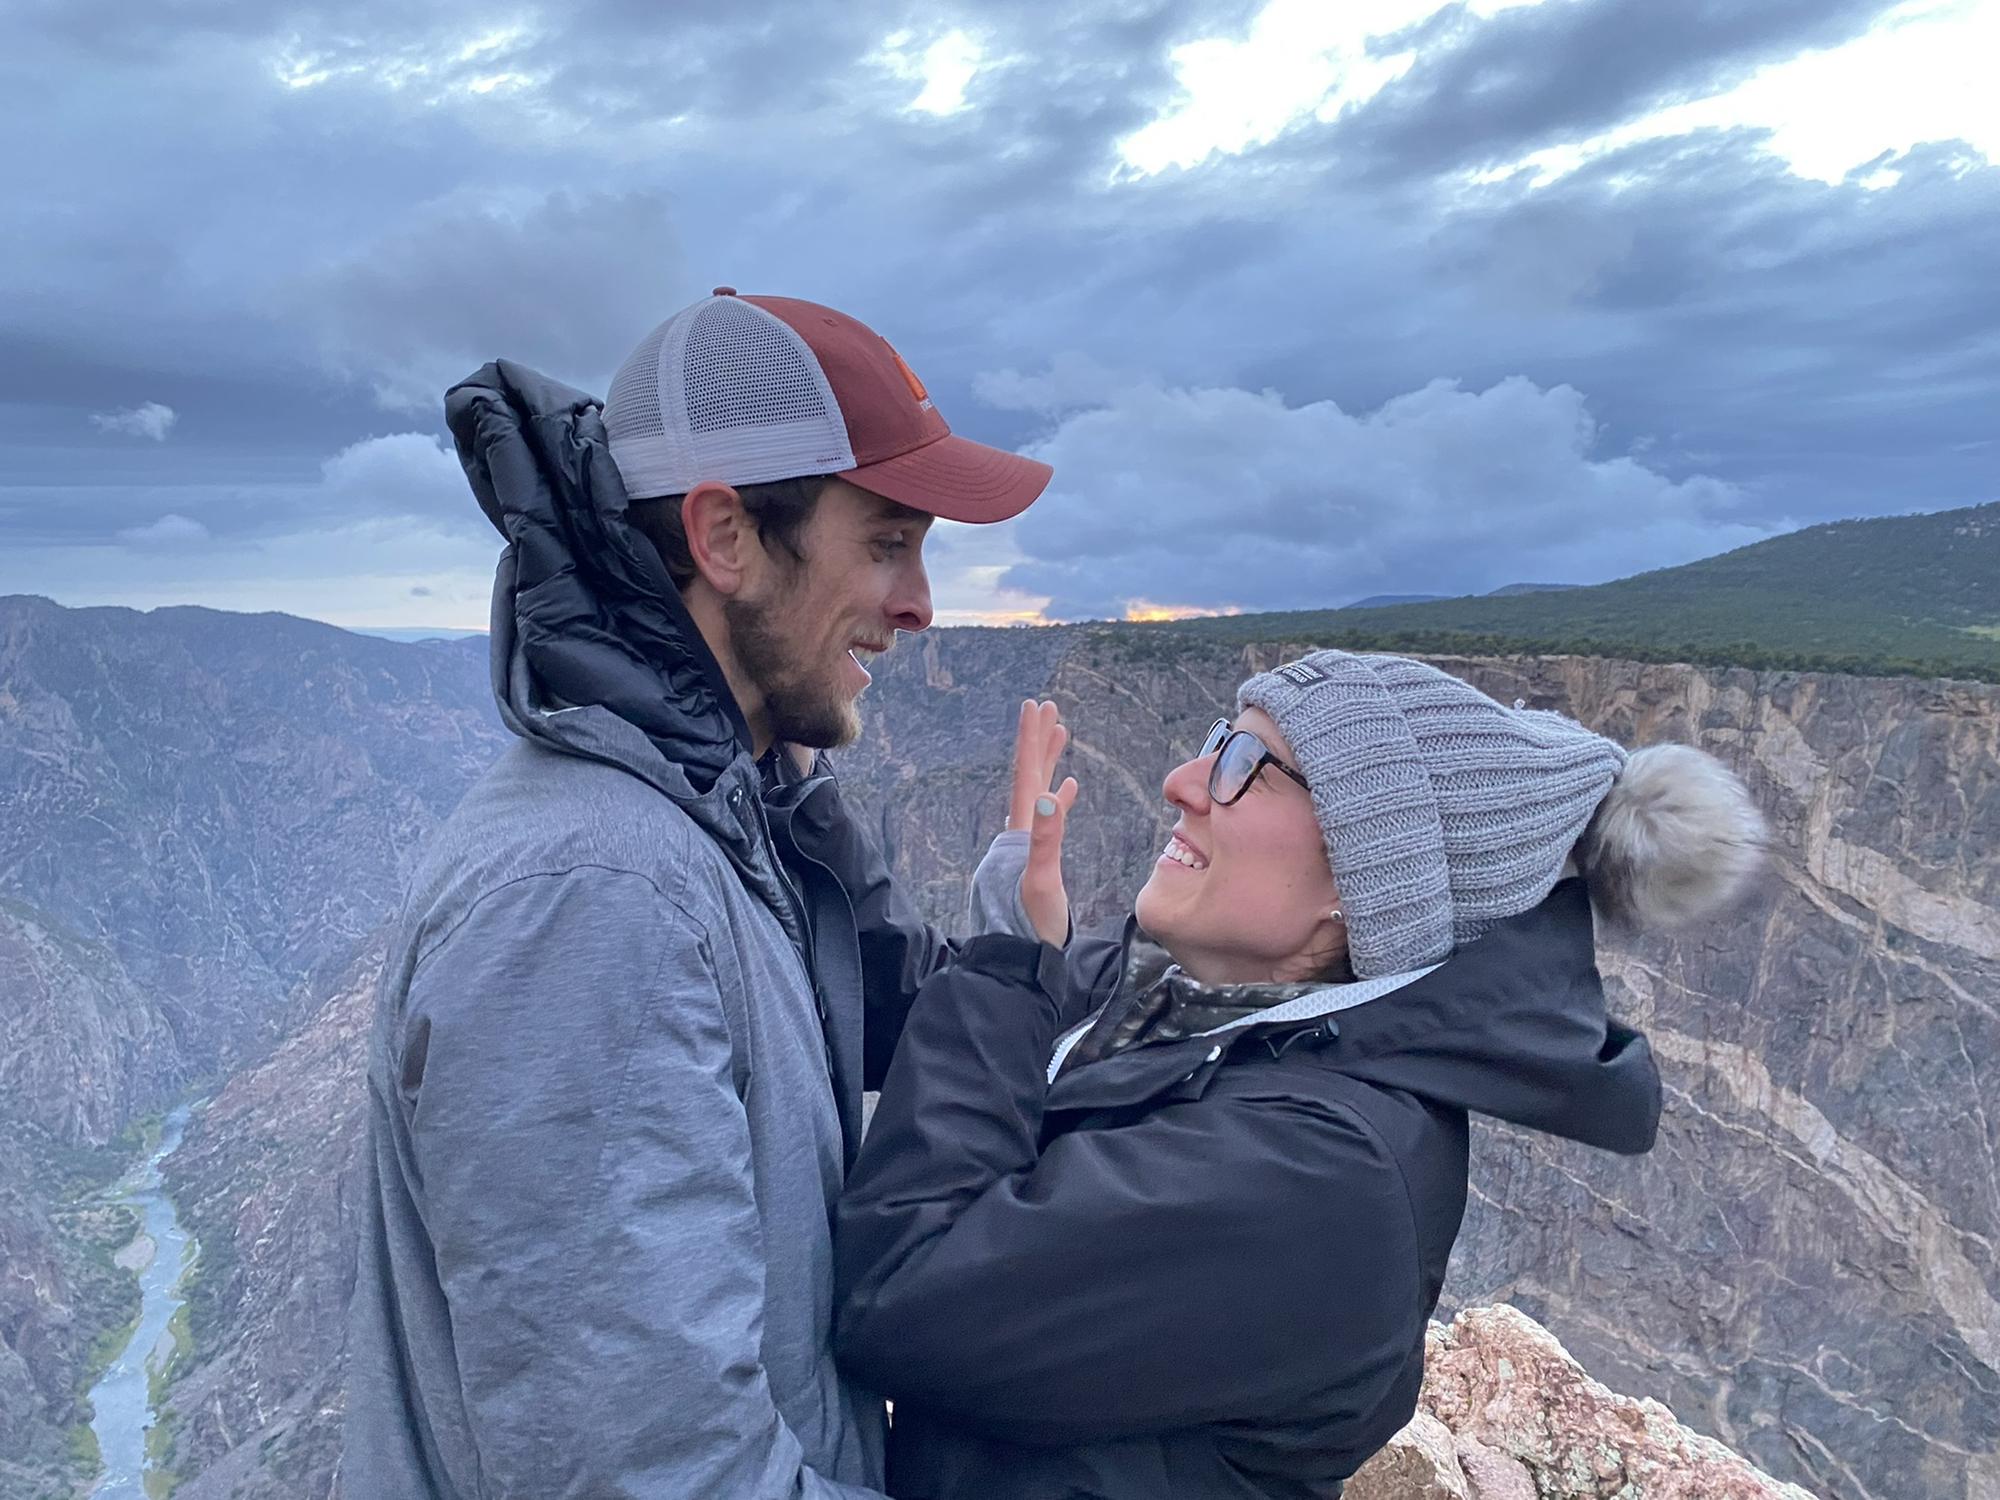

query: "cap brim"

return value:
[841, 433, 1052, 524]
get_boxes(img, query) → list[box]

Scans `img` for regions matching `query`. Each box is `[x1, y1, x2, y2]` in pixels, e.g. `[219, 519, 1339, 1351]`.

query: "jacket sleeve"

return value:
[400, 867, 884, 1500]
[795, 768, 1046, 1090]
[833, 936, 1422, 1445]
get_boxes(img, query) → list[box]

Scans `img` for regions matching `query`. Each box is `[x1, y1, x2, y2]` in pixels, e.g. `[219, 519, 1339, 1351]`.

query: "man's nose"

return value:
[889, 558, 934, 634]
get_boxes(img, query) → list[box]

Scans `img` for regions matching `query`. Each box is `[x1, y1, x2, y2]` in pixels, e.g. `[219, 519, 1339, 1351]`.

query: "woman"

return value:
[834, 649, 1767, 1500]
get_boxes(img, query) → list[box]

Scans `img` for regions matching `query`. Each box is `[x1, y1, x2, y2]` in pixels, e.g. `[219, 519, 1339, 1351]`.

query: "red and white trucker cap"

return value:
[604, 288, 1053, 524]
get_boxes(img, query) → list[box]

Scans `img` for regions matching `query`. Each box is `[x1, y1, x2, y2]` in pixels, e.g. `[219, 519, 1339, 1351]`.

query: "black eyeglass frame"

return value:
[1199, 718, 1311, 806]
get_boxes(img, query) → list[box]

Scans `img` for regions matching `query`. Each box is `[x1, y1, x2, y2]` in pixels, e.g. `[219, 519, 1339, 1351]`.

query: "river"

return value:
[88, 1103, 196, 1498]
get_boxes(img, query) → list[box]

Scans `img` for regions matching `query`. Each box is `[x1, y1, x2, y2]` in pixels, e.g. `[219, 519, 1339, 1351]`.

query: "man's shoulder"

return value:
[410, 741, 728, 921]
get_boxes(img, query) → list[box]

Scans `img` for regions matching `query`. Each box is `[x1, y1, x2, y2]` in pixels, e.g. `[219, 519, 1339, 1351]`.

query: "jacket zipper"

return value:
[737, 782, 835, 1079]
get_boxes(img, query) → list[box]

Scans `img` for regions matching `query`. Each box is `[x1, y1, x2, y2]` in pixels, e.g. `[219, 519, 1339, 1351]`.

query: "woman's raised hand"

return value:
[1007, 699, 1079, 948]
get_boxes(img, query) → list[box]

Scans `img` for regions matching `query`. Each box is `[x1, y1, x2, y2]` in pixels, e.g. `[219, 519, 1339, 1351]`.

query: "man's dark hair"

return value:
[626, 475, 832, 589]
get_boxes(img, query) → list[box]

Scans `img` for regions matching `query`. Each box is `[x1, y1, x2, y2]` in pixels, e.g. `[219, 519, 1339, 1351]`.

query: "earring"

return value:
[1329, 909, 1343, 923]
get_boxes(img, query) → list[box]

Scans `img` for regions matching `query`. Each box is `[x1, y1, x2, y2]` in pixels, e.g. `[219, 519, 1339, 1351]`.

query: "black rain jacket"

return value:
[834, 879, 1661, 1499]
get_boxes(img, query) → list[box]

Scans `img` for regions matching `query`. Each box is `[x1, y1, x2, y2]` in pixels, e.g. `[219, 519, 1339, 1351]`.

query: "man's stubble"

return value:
[724, 590, 863, 751]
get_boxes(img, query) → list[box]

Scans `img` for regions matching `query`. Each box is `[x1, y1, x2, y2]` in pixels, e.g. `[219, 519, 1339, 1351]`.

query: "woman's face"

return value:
[1134, 705, 1345, 985]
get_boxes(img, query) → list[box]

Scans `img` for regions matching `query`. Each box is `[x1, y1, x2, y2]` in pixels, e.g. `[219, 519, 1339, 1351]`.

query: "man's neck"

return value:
[681, 583, 773, 759]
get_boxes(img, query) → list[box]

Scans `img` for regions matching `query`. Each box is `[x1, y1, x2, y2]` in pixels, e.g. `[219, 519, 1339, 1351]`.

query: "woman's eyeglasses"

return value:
[1199, 719, 1311, 806]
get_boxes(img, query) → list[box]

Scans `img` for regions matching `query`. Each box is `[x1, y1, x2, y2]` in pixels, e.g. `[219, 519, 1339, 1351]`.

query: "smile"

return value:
[1159, 831, 1208, 870]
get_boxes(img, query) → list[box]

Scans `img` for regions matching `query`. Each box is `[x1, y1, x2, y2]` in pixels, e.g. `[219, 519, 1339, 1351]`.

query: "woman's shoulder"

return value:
[1213, 1050, 1471, 1207]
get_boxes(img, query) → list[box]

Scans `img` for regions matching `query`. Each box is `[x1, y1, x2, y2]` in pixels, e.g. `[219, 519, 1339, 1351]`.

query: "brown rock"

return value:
[1422, 1305, 1819, 1499]
[1345, 1410, 1469, 1500]
[1454, 1437, 1536, 1500]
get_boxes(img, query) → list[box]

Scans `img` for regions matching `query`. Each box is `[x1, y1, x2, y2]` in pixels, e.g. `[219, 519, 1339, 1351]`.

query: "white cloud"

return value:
[318, 431, 468, 520]
[269, 22, 540, 99]
[90, 401, 178, 441]
[974, 353, 1143, 416]
[876, 28, 987, 116]
[1121, 0, 1997, 187]
[116, 513, 210, 547]
[998, 373, 1773, 619]
[1475, 0, 2000, 189]
[1118, 0, 1546, 174]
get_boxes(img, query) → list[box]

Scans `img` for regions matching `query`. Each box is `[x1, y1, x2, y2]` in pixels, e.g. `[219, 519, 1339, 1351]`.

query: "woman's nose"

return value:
[1162, 755, 1212, 813]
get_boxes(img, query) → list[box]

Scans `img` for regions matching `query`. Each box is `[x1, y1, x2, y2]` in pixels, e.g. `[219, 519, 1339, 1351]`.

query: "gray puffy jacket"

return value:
[344, 362, 1032, 1499]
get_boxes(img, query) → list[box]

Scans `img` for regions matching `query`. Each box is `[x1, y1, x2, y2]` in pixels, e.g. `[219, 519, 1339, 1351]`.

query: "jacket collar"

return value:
[447, 359, 800, 941]
[1045, 882, 1661, 1156]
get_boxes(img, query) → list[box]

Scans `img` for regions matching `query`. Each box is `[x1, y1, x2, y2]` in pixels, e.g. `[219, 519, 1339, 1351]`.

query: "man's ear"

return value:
[682, 482, 759, 596]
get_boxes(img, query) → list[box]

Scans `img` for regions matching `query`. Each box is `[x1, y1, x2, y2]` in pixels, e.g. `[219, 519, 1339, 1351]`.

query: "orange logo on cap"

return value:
[885, 340, 933, 408]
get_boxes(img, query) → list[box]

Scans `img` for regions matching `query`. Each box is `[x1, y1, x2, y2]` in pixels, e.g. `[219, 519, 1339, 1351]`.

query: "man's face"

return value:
[726, 478, 936, 749]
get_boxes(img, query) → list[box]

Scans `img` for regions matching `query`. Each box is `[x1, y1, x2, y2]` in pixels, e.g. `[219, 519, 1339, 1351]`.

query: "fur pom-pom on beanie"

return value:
[1237, 651, 1768, 978]
[1575, 742, 1768, 934]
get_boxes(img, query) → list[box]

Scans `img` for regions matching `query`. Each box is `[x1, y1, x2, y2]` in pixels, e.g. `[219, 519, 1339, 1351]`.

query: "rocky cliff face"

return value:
[836, 630, 1999, 1500]
[157, 943, 378, 1500]
[5, 602, 1993, 1500]
[1349, 1304, 1820, 1500]
[0, 596, 503, 1097]
[0, 596, 506, 1495]
[0, 1124, 142, 1500]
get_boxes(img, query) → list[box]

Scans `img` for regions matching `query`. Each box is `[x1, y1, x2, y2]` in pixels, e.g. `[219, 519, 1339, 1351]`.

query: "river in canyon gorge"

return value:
[88, 1104, 195, 1498]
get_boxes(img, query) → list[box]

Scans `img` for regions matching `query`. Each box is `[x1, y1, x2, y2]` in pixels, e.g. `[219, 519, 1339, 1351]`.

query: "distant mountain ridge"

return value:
[1192, 503, 2000, 681]
[1346, 583, 1579, 609]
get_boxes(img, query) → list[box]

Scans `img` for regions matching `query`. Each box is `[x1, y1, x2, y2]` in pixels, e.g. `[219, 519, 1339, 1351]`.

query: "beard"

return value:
[724, 592, 862, 750]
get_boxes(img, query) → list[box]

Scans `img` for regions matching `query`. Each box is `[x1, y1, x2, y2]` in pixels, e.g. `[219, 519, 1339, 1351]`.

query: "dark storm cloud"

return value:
[302, 190, 692, 409]
[1336, 0, 1901, 178]
[993, 373, 1768, 619]
[0, 0, 1993, 621]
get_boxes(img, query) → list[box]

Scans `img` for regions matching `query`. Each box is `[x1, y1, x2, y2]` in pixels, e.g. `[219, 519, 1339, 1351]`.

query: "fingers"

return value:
[1008, 699, 1068, 831]
[1029, 775, 1078, 861]
[1024, 773, 1078, 946]
[1008, 699, 1039, 830]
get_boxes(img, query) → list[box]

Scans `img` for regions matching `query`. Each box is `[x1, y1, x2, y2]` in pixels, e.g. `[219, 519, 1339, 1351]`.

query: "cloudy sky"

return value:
[4, 0, 1995, 628]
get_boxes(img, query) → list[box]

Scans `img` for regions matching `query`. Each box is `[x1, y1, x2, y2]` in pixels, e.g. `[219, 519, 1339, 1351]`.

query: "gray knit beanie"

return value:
[1238, 650, 1765, 979]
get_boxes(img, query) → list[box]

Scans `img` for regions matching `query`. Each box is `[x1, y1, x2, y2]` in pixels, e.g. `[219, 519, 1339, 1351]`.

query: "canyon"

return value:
[1, 598, 1993, 1499]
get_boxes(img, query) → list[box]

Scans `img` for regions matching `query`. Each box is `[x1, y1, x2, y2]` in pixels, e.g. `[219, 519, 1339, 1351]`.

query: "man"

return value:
[345, 289, 1054, 1498]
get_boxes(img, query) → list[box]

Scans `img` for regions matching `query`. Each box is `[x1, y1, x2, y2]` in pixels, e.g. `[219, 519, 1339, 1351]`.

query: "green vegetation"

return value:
[138, 1236, 201, 1497]
[1138, 502, 2000, 683]
[144, 1406, 183, 1499]
[147, 1304, 194, 1409]
[82, 1286, 141, 1385]
[66, 1421, 103, 1474]
[0, 1105, 176, 1495]
[179, 1221, 234, 1349]
[60, 1176, 146, 1495]
[118, 1112, 166, 1160]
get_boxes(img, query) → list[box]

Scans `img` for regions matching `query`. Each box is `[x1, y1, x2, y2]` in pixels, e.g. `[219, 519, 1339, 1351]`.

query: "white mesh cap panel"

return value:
[683, 299, 831, 432]
[604, 295, 855, 499]
[604, 318, 672, 445]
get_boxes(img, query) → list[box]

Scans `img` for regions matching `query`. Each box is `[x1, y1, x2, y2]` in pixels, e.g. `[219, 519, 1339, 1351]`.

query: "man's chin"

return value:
[771, 693, 863, 752]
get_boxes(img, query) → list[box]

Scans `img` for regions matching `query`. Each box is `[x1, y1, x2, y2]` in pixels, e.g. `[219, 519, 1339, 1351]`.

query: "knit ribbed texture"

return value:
[1238, 652, 1627, 978]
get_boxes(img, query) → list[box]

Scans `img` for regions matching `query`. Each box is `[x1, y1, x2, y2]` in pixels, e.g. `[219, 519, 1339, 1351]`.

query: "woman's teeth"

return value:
[1162, 834, 1206, 869]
